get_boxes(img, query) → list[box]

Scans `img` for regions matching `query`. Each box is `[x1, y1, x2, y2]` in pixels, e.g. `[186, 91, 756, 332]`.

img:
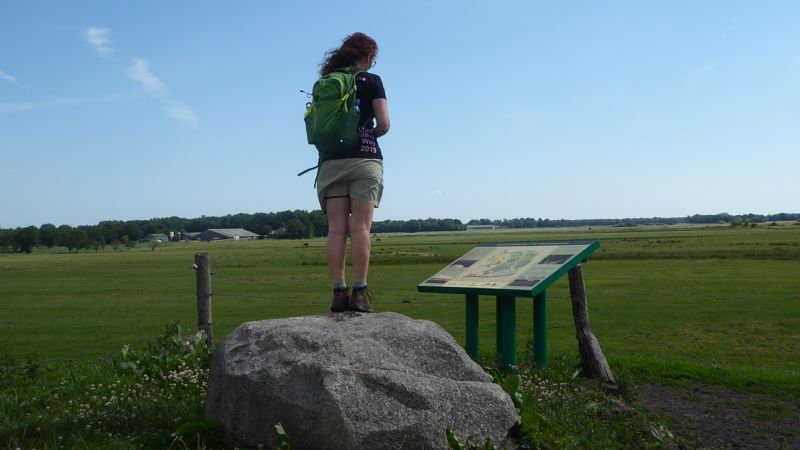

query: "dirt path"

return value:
[637, 383, 800, 449]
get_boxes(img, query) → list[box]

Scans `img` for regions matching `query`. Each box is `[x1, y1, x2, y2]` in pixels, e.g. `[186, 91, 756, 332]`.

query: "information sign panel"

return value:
[417, 240, 599, 298]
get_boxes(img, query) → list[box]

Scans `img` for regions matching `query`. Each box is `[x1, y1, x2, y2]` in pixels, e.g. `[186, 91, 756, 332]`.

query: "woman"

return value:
[315, 32, 390, 313]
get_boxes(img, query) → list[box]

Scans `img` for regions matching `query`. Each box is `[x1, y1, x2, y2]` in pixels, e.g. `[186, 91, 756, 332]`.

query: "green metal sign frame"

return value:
[417, 240, 600, 370]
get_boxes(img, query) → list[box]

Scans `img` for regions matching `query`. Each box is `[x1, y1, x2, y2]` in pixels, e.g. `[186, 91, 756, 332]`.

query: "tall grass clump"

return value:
[476, 337, 682, 449]
[513, 356, 676, 449]
[0, 322, 238, 449]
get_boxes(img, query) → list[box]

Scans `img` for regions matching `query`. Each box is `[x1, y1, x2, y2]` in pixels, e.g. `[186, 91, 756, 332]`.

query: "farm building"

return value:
[197, 228, 261, 241]
[465, 224, 499, 230]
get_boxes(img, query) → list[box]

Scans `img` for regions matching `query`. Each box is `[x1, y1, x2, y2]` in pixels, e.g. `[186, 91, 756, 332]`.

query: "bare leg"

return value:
[326, 197, 350, 285]
[349, 199, 375, 284]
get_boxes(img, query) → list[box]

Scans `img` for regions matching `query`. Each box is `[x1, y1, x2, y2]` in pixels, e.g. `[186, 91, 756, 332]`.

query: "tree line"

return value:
[1, 211, 798, 253]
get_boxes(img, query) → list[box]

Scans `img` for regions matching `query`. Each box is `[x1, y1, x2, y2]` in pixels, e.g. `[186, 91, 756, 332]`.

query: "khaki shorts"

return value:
[316, 158, 384, 212]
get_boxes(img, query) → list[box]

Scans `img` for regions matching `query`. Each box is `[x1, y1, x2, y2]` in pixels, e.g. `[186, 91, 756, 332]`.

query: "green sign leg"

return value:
[496, 298, 503, 358]
[534, 290, 548, 368]
[465, 294, 479, 362]
[497, 296, 517, 371]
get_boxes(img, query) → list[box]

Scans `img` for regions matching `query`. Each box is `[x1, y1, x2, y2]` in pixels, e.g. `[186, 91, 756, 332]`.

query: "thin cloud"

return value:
[0, 94, 137, 113]
[126, 58, 199, 127]
[0, 69, 22, 86]
[166, 101, 199, 127]
[686, 60, 719, 84]
[84, 27, 115, 56]
[126, 59, 169, 98]
[426, 189, 444, 200]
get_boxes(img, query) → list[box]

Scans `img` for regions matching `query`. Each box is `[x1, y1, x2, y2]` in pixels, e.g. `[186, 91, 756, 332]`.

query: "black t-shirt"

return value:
[324, 71, 386, 161]
[355, 72, 386, 129]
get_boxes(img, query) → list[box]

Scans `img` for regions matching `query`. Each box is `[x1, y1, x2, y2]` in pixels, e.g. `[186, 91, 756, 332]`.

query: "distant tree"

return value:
[308, 210, 327, 237]
[56, 225, 73, 247]
[14, 226, 39, 253]
[39, 223, 58, 248]
[63, 229, 90, 252]
[97, 220, 124, 243]
[121, 222, 144, 241]
[0, 229, 12, 252]
[285, 219, 308, 239]
[186, 216, 217, 233]
[122, 235, 136, 250]
[402, 220, 421, 233]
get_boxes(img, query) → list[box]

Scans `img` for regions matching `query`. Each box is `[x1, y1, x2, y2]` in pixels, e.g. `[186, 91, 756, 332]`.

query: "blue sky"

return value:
[1, 1, 798, 228]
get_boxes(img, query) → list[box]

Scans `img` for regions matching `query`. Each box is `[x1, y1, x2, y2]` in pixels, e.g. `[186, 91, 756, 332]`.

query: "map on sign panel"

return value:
[418, 241, 597, 294]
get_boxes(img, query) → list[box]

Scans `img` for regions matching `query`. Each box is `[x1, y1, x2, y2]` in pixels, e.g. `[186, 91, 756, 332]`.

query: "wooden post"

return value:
[194, 253, 213, 347]
[568, 264, 616, 390]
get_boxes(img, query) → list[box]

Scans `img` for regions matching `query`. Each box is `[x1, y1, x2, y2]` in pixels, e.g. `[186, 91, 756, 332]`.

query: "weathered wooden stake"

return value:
[194, 253, 213, 347]
[568, 264, 617, 390]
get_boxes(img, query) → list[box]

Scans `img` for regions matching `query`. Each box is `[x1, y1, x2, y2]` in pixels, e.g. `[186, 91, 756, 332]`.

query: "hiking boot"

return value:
[349, 287, 374, 313]
[330, 288, 350, 312]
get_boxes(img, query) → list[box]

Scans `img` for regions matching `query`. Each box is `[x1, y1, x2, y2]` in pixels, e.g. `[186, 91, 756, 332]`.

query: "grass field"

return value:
[2, 223, 799, 399]
[2, 223, 799, 448]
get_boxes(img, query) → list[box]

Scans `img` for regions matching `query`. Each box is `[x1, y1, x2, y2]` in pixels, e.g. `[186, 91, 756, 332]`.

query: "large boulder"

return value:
[205, 312, 519, 449]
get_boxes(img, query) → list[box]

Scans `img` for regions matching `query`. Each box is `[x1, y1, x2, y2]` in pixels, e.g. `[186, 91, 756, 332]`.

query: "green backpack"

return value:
[299, 68, 362, 177]
[304, 68, 362, 154]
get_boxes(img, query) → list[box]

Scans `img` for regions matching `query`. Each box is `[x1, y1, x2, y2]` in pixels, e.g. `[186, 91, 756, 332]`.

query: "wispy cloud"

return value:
[0, 69, 22, 86]
[686, 60, 719, 84]
[0, 94, 137, 113]
[426, 189, 444, 201]
[84, 27, 114, 56]
[165, 101, 199, 127]
[126, 59, 168, 98]
[126, 58, 198, 127]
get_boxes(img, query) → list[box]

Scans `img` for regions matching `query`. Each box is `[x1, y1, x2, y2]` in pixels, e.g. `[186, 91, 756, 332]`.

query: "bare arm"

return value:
[372, 98, 390, 138]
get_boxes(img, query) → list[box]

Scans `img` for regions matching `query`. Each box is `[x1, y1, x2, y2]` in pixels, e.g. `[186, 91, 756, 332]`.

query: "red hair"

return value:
[319, 32, 378, 75]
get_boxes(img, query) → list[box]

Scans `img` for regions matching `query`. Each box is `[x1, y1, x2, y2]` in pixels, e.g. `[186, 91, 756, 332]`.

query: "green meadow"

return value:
[2, 223, 799, 397]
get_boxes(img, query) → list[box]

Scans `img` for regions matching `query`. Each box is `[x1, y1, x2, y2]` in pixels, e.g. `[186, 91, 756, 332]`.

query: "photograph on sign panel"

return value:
[464, 249, 542, 278]
[539, 254, 573, 265]
[450, 259, 478, 268]
[509, 276, 544, 287]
